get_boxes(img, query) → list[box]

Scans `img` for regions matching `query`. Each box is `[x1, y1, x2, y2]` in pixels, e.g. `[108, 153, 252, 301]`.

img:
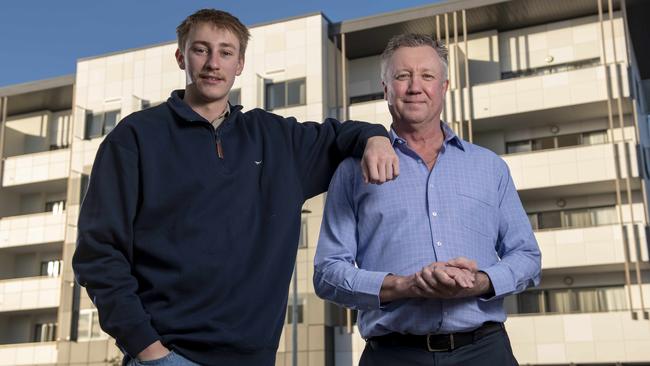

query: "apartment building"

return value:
[0, 0, 649, 365]
[0, 75, 73, 365]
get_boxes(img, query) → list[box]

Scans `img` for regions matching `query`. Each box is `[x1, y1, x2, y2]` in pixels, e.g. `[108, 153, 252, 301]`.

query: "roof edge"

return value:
[0, 74, 75, 98]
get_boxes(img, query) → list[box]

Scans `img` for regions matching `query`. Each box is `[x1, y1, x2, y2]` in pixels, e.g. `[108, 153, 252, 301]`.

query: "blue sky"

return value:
[0, 0, 441, 87]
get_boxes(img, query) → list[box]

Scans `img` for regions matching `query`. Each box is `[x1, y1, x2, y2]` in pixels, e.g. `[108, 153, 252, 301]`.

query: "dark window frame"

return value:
[229, 88, 241, 106]
[265, 78, 307, 111]
[527, 205, 617, 231]
[505, 130, 608, 154]
[507, 285, 628, 316]
[84, 110, 121, 140]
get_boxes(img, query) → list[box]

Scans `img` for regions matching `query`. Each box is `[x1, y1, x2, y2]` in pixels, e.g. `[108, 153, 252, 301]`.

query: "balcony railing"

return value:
[506, 310, 650, 364]
[534, 220, 647, 269]
[0, 211, 66, 249]
[0, 342, 57, 365]
[2, 149, 70, 187]
[0, 276, 61, 312]
[503, 141, 637, 190]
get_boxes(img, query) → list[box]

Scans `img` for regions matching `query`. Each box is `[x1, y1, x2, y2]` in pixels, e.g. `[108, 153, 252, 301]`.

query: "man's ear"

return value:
[175, 48, 185, 70]
[382, 81, 388, 100]
[235, 54, 244, 76]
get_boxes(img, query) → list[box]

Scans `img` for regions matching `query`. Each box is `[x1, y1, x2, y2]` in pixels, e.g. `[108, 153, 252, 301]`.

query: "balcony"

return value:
[0, 277, 60, 312]
[506, 311, 650, 364]
[2, 149, 70, 187]
[503, 141, 638, 191]
[0, 211, 66, 249]
[471, 64, 629, 120]
[0, 342, 57, 366]
[537, 222, 648, 269]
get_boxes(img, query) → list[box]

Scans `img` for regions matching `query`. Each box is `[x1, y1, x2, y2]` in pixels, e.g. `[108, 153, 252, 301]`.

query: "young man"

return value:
[314, 34, 541, 365]
[72, 9, 398, 366]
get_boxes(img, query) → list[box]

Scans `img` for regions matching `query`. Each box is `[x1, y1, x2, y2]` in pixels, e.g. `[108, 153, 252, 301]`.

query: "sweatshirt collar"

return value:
[167, 89, 242, 125]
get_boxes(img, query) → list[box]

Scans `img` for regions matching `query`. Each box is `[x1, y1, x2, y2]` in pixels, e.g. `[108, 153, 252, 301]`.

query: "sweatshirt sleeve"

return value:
[285, 116, 388, 199]
[72, 135, 160, 357]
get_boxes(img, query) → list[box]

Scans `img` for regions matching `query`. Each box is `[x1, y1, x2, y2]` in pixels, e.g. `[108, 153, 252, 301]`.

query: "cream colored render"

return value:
[0, 2, 644, 366]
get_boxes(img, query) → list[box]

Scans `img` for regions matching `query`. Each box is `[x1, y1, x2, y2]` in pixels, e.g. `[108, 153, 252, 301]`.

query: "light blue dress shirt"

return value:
[313, 122, 541, 338]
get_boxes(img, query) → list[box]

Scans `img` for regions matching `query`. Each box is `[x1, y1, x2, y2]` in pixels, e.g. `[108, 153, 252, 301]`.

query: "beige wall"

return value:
[499, 14, 627, 73]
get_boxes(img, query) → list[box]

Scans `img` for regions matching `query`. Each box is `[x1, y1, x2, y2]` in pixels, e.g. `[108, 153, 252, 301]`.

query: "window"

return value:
[40, 260, 62, 277]
[328, 303, 358, 327]
[506, 130, 607, 154]
[528, 205, 617, 231]
[33, 323, 57, 342]
[506, 286, 627, 315]
[265, 79, 306, 110]
[45, 200, 65, 215]
[298, 220, 308, 248]
[84, 110, 121, 139]
[501, 57, 600, 80]
[80, 174, 90, 205]
[287, 79, 306, 106]
[286, 296, 304, 324]
[229, 89, 241, 106]
[77, 309, 108, 341]
[350, 92, 384, 104]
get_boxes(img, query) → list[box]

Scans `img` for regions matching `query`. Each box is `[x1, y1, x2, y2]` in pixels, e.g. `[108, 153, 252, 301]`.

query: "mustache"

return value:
[199, 73, 226, 80]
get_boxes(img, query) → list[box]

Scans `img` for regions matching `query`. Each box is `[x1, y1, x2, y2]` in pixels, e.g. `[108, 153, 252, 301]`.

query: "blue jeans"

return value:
[126, 351, 200, 366]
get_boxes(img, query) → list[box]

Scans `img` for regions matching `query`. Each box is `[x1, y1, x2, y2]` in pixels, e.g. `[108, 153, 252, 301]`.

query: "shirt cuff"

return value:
[353, 270, 390, 310]
[478, 265, 515, 301]
[119, 319, 161, 358]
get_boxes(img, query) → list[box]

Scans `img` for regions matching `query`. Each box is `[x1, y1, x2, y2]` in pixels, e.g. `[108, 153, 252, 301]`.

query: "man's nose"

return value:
[205, 52, 220, 70]
[407, 76, 423, 93]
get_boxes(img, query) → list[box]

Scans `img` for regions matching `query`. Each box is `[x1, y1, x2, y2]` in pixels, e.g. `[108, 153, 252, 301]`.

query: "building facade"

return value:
[0, 0, 649, 365]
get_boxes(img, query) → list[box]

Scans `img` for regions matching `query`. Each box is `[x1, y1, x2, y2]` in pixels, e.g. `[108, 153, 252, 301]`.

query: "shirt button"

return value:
[432, 211, 438, 217]
[436, 241, 443, 247]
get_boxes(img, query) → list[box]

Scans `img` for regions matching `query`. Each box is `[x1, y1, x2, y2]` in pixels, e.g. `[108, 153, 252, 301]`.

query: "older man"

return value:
[314, 33, 541, 365]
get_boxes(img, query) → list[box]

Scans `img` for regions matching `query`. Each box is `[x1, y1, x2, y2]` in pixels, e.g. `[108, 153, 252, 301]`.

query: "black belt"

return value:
[367, 322, 504, 352]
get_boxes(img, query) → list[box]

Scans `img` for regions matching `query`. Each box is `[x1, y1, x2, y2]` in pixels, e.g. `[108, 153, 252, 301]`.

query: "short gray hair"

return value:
[380, 33, 448, 82]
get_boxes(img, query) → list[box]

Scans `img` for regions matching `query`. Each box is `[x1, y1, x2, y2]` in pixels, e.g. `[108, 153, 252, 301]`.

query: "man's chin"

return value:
[195, 90, 228, 104]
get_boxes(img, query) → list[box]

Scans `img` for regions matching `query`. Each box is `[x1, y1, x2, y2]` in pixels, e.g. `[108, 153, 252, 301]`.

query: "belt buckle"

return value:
[426, 333, 454, 352]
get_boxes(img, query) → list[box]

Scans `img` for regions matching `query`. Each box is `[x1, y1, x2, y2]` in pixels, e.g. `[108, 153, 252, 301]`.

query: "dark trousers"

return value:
[359, 328, 519, 366]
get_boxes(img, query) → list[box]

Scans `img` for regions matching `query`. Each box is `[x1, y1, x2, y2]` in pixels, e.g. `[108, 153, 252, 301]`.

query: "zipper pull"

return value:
[216, 137, 224, 159]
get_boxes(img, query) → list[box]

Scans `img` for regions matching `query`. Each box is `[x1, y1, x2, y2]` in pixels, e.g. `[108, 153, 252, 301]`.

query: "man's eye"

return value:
[422, 74, 435, 80]
[221, 50, 233, 57]
[396, 74, 410, 80]
[193, 47, 208, 54]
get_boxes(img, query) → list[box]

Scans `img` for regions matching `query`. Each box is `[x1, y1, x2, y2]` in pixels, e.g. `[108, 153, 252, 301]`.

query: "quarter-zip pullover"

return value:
[72, 90, 388, 366]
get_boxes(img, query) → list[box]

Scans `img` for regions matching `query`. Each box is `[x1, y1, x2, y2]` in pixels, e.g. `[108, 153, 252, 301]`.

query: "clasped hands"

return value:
[381, 256, 490, 302]
[411, 257, 482, 299]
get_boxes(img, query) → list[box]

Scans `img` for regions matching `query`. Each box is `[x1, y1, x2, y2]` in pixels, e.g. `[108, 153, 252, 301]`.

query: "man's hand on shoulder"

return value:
[137, 341, 170, 362]
[361, 136, 399, 184]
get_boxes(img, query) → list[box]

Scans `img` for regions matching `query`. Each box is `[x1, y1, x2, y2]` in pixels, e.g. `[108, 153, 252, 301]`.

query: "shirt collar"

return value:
[389, 121, 465, 151]
[211, 104, 230, 130]
[167, 89, 242, 125]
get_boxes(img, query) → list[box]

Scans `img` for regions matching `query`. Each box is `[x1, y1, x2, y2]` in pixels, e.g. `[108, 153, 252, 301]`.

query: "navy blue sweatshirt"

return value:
[72, 90, 388, 365]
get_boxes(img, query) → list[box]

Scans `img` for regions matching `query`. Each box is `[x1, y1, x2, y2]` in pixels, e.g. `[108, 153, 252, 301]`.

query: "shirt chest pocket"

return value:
[455, 185, 499, 240]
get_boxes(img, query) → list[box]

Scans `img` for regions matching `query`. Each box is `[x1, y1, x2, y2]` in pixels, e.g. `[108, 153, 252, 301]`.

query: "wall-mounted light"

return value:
[545, 55, 554, 63]
[563, 276, 574, 285]
[550, 125, 560, 134]
[556, 198, 566, 208]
